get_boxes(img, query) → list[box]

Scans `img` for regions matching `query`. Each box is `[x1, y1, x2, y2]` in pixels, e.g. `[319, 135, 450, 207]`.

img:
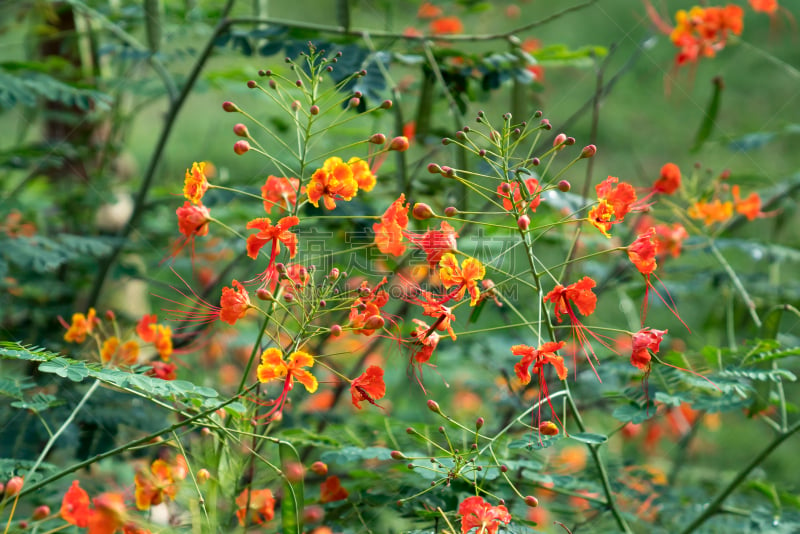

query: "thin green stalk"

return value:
[678, 420, 800, 534]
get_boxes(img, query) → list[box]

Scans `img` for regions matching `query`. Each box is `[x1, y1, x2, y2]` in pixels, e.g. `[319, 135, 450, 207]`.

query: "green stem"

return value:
[709, 239, 762, 328]
[678, 420, 800, 534]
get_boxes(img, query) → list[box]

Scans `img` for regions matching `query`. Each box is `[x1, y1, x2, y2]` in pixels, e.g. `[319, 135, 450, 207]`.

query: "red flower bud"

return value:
[328, 268, 340, 281]
[444, 206, 458, 217]
[389, 136, 409, 152]
[283, 461, 305, 483]
[390, 450, 406, 460]
[222, 101, 239, 112]
[580, 144, 597, 158]
[233, 123, 249, 137]
[233, 140, 250, 155]
[349, 97, 360, 108]
[32, 505, 50, 520]
[311, 461, 328, 475]
[310, 105, 320, 115]
[246, 80, 257, 89]
[427, 399, 441, 414]
[291, 100, 301, 111]
[105, 310, 115, 321]
[412, 203, 435, 220]
[363, 315, 385, 331]
[476, 417, 484, 430]
[303, 505, 324, 524]
[256, 288, 273, 301]
[524, 495, 539, 507]
[427, 163, 442, 174]
[517, 215, 530, 231]
[557, 180, 571, 192]
[553, 133, 567, 148]
[538, 421, 559, 436]
[369, 133, 386, 144]
[381, 99, 393, 109]
[5, 476, 23, 497]
[330, 324, 342, 336]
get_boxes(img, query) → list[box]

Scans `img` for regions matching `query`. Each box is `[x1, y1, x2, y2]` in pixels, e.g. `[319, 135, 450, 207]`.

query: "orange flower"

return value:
[687, 198, 733, 225]
[631, 328, 667, 373]
[350, 365, 386, 409]
[176, 201, 211, 238]
[320, 476, 349, 503]
[257, 348, 318, 393]
[588, 199, 615, 238]
[497, 178, 541, 213]
[588, 176, 642, 237]
[438, 253, 485, 306]
[64, 308, 98, 343]
[410, 290, 457, 341]
[183, 161, 209, 204]
[628, 227, 658, 276]
[373, 194, 409, 256]
[417, 1, 442, 19]
[732, 185, 762, 220]
[348, 157, 376, 192]
[543, 277, 597, 323]
[654, 223, 689, 258]
[235, 488, 275, 526]
[653, 163, 681, 195]
[246, 216, 300, 261]
[134, 459, 177, 510]
[61, 480, 91, 527]
[307, 157, 359, 210]
[512, 341, 568, 385]
[750, 0, 778, 13]
[458, 496, 512, 534]
[261, 176, 300, 213]
[100, 337, 139, 365]
[136, 314, 157, 343]
[154, 325, 172, 361]
[219, 280, 251, 325]
[669, 5, 744, 66]
[430, 16, 463, 35]
[88, 492, 127, 534]
[408, 221, 459, 267]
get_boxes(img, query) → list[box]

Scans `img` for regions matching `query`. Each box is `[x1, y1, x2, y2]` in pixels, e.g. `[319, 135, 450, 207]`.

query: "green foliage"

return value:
[0, 65, 112, 111]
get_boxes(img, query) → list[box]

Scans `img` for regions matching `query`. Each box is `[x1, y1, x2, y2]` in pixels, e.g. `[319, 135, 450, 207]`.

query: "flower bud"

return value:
[363, 315, 385, 331]
[500, 183, 511, 193]
[390, 450, 406, 460]
[517, 215, 530, 231]
[503, 112, 512, 121]
[490, 130, 502, 143]
[441, 137, 451, 145]
[359, 69, 367, 76]
[283, 293, 294, 303]
[369, 133, 386, 144]
[565, 136, 576, 145]
[222, 101, 239, 112]
[310, 105, 319, 115]
[524, 495, 539, 507]
[349, 97, 360, 108]
[330, 324, 342, 336]
[303, 505, 324, 524]
[557, 180, 571, 192]
[444, 206, 458, 217]
[353, 91, 363, 99]
[233, 123, 249, 137]
[476, 417, 484, 430]
[389, 136, 409, 151]
[328, 268, 340, 281]
[427, 399, 441, 414]
[233, 140, 250, 155]
[310, 461, 328, 476]
[5, 476, 23, 497]
[427, 163, 442, 174]
[531, 157, 540, 166]
[405, 427, 414, 434]
[246, 80, 257, 89]
[438, 426, 445, 433]
[580, 144, 597, 159]
[256, 288, 273, 301]
[269, 79, 277, 90]
[291, 100, 301, 111]
[412, 203, 435, 220]
[381, 99, 393, 109]
[538, 421, 559, 436]
[407, 463, 415, 470]
[534, 110, 543, 118]
[478, 149, 486, 157]
[197, 469, 210, 485]
[105, 310, 115, 321]
[32, 505, 50, 520]
[295, 80, 303, 87]
[553, 133, 567, 149]
[500, 465, 508, 473]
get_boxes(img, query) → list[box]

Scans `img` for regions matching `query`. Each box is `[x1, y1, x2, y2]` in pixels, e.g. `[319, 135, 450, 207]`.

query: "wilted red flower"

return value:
[320, 476, 349, 503]
[631, 328, 667, 373]
[653, 163, 681, 195]
[350, 365, 386, 410]
[373, 194, 410, 256]
[176, 201, 211, 238]
[261, 176, 300, 213]
[458, 495, 512, 534]
[61, 480, 91, 527]
[235, 488, 275, 526]
[654, 223, 689, 258]
[430, 16, 463, 35]
[497, 177, 541, 213]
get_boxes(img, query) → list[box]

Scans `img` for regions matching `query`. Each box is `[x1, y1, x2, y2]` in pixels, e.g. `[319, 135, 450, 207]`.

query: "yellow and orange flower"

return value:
[438, 253, 485, 306]
[154, 324, 173, 361]
[183, 161, 209, 204]
[408, 221, 459, 268]
[134, 459, 177, 511]
[64, 308, 98, 343]
[235, 488, 275, 526]
[257, 348, 318, 393]
[688, 198, 732, 225]
[307, 157, 359, 210]
[732, 185, 763, 220]
[348, 157, 376, 192]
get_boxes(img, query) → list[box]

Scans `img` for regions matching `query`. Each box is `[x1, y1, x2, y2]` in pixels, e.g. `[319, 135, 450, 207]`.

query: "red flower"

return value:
[654, 223, 689, 259]
[136, 314, 158, 343]
[61, 480, 92, 527]
[246, 216, 300, 261]
[350, 365, 386, 410]
[320, 476, 349, 503]
[134, 459, 177, 510]
[235, 488, 275, 526]
[407, 221, 459, 268]
[349, 278, 390, 336]
[631, 328, 667, 373]
[183, 161, 209, 204]
[497, 177, 541, 213]
[88, 492, 127, 534]
[417, 1, 443, 18]
[261, 176, 299, 213]
[750, 0, 778, 13]
[653, 163, 681, 195]
[588, 176, 644, 237]
[458, 495, 512, 534]
[146, 361, 177, 380]
[732, 185, 763, 220]
[176, 201, 210, 238]
[512, 341, 568, 385]
[628, 227, 658, 276]
[373, 194, 410, 257]
[219, 280, 251, 325]
[430, 16, 463, 35]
